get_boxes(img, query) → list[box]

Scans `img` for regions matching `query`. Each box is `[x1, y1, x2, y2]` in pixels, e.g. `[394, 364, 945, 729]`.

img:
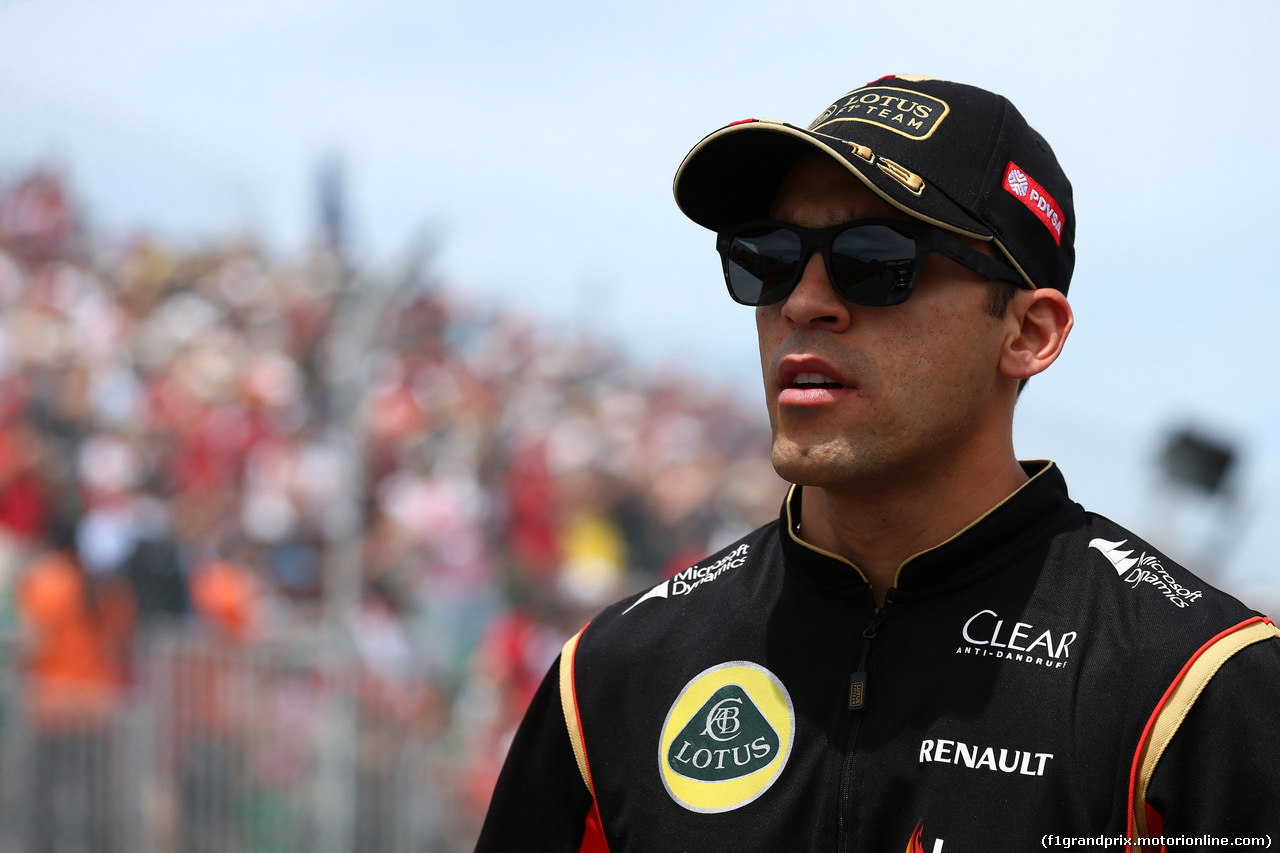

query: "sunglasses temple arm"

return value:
[934, 243, 1024, 286]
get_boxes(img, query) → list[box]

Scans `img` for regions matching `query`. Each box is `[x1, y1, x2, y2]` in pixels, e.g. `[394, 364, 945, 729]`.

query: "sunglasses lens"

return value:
[725, 226, 803, 305]
[829, 225, 918, 306]
[722, 222, 923, 306]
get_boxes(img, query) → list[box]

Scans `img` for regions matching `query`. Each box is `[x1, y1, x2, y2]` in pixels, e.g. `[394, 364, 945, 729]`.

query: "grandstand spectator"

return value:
[16, 519, 135, 853]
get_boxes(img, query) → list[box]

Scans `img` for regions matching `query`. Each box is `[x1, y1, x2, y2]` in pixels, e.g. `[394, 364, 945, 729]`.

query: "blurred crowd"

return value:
[0, 167, 786, 840]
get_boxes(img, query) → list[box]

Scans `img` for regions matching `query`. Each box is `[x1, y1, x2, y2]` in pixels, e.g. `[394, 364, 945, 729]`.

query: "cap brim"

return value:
[673, 120, 992, 240]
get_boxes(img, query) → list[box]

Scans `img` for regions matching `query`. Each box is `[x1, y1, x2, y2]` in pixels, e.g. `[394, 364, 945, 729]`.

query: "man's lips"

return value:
[776, 358, 859, 406]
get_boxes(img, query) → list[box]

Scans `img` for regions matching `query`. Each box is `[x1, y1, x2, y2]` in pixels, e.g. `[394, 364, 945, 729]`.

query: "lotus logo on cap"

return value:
[808, 86, 951, 141]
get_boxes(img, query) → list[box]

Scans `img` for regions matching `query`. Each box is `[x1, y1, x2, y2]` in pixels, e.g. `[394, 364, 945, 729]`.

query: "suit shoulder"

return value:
[575, 522, 780, 659]
[1051, 512, 1266, 671]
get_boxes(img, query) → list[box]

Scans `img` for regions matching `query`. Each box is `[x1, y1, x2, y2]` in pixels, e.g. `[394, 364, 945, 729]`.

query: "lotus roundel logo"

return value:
[1006, 167, 1029, 197]
[666, 685, 781, 781]
[659, 661, 794, 812]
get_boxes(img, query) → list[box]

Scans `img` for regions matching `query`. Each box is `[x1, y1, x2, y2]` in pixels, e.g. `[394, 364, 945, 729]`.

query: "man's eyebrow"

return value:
[812, 212, 855, 227]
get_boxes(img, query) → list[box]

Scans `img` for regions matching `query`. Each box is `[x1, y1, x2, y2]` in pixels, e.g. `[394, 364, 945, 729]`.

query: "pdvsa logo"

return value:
[1002, 160, 1064, 245]
[1006, 167, 1029, 197]
[659, 661, 794, 813]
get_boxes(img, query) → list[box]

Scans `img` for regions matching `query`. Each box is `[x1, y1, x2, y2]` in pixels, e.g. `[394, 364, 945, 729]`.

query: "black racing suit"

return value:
[478, 463, 1280, 851]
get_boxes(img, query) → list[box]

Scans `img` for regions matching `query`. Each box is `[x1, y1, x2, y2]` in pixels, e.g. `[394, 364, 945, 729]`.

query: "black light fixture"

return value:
[1160, 428, 1237, 496]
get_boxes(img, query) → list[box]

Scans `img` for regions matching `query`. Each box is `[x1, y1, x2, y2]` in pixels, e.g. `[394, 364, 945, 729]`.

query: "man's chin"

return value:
[771, 440, 856, 488]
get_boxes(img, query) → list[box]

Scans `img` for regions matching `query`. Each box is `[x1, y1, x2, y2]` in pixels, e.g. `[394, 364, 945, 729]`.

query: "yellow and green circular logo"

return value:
[658, 661, 795, 813]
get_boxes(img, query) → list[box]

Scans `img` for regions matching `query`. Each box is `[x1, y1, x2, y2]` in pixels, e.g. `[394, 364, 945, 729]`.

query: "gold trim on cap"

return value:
[845, 142, 874, 163]
[875, 158, 925, 196]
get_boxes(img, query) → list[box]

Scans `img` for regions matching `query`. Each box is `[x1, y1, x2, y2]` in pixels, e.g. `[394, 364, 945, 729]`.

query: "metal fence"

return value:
[0, 628, 483, 853]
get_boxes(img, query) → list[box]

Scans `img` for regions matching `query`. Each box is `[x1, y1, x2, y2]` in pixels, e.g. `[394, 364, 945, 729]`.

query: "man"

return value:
[477, 75, 1280, 851]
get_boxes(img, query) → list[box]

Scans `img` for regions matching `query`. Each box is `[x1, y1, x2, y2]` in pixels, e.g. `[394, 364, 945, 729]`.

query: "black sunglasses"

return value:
[716, 219, 1026, 307]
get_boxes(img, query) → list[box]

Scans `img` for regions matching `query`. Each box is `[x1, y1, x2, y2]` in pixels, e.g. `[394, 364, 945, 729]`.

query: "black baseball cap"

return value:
[673, 75, 1075, 294]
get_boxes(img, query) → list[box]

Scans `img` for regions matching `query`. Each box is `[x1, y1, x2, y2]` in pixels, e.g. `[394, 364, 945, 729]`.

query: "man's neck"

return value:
[795, 453, 1030, 605]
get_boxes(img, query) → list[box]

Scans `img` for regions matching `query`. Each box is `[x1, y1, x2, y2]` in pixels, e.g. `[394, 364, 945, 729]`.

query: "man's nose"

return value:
[780, 251, 853, 331]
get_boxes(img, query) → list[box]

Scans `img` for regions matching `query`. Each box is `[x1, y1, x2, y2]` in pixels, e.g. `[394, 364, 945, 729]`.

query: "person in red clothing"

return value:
[17, 521, 136, 853]
[0, 418, 52, 546]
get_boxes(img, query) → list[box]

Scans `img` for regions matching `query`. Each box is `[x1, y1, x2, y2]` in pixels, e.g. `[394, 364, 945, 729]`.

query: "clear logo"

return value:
[956, 608, 1078, 669]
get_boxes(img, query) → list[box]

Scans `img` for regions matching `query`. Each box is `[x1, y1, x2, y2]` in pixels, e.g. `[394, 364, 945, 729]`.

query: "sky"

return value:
[0, 0, 1277, 604]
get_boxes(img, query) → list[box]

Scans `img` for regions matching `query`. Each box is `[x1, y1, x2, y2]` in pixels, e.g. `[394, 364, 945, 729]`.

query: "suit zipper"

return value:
[837, 601, 889, 853]
[848, 606, 883, 711]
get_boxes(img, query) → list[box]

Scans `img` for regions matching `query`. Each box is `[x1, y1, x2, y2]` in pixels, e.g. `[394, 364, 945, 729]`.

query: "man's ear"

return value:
[1000, 288, 1073, 381]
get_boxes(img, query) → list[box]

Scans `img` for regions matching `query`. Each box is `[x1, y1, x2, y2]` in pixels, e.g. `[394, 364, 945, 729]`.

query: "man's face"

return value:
[757, 155, 1015, 491]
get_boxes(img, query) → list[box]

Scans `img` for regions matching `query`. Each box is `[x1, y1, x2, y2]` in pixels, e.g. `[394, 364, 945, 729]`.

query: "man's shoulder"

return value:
[1073, 511, 1254, 606]
[573, 521, 783, 661]
[1050, 509, 1267, 654]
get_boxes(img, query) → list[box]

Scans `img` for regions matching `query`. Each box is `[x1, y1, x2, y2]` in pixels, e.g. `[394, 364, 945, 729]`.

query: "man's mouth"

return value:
[776, 361, 858, 406]
[790, 372, 845, 389]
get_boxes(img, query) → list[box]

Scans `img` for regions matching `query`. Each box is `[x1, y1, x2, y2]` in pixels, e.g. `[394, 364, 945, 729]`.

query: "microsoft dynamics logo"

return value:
[1089, 538, 1203, 608]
